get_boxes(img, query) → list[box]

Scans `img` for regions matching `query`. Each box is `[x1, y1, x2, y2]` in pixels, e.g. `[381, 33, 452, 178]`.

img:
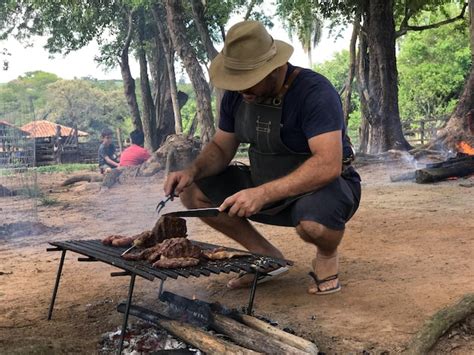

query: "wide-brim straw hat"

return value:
[210, 21, 294, 91]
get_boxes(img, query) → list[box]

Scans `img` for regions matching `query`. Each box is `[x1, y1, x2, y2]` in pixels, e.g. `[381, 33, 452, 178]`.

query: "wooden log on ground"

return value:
[101, 168, 122, 188]
[61, 174, 103, 186]
[404, 293, 474, 355]
[0, 184, 17, 197]
[117, 303, 258, 354]
[415, 159, 474, 183]
[211, 313, 307, 354]
[239, 314, 318, 354]
[390, 171, 416, 182]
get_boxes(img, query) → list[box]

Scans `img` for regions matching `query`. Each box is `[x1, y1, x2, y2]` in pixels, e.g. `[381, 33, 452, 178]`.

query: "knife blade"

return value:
[163, 207, 222, 218]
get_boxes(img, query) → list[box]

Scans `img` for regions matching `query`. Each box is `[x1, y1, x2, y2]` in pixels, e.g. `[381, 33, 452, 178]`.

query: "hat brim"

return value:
[209, 40, 294, 91]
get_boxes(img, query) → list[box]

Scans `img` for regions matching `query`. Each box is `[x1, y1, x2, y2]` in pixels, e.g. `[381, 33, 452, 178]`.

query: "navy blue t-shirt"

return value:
[219, 63, 356, 167]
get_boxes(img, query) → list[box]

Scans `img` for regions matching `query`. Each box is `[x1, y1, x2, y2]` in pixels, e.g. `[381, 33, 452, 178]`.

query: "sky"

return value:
[0, 19, 350, 83]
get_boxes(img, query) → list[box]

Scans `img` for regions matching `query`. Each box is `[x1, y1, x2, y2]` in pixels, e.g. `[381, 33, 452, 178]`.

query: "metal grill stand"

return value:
[46, 240, 292, 354]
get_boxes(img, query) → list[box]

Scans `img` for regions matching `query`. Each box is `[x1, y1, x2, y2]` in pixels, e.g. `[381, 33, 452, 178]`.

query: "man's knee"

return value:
[179, 183, 212, 209]
[296, 220, 326, 242]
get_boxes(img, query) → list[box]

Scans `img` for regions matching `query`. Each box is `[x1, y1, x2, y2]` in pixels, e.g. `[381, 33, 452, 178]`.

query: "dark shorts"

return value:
[195, 164, 361, 230]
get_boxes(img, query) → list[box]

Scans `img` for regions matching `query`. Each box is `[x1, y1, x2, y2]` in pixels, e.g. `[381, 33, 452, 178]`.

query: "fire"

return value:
[456, 141, 474, 155]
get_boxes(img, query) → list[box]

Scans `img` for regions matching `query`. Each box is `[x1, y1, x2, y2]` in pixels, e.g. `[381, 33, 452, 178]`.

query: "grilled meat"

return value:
[101, 216, 187, 249]
[102, 235, 134, 247]
[152, 256, 200, 268]
[122, 237, 202, 264]
[202, 247, 250, 260]
[150, 216, 187, 244]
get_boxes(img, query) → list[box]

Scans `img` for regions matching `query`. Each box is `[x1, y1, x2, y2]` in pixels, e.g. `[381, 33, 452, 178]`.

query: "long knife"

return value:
[163, 207, 223, 218]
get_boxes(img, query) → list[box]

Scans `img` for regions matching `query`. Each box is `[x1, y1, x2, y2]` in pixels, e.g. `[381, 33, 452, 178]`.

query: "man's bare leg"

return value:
[296, 221, 344, 294]
[180, 183, 283, 288]
[180, 183, 283, 258]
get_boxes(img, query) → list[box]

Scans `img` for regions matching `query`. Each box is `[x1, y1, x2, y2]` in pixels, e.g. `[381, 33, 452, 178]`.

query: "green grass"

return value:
[36, 163, 97, 174]
[40, 196, 59, 206]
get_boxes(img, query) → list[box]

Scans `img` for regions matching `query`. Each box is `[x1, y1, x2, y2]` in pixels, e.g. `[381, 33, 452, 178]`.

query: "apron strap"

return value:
[276, 67, 302, 100]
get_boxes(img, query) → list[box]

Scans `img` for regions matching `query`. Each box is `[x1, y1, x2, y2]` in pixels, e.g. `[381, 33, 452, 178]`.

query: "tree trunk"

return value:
[137, 11, 159, 151]
[152, 3, 183, 135]
[356, 26, 370, 153]
[165, 0, 215, 144]
[365, 0, 411, 153]
[190, 0, 224, 122]
[119, 11, 142, 132]
[190, 0, 218, 59]
[342, 18, 359, 126]
[148, 36, 175, 148]
[434, 2, 473, 149]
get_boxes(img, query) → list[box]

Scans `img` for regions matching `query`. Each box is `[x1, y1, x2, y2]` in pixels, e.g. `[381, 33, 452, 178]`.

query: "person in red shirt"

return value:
[119, 130, 151, 167]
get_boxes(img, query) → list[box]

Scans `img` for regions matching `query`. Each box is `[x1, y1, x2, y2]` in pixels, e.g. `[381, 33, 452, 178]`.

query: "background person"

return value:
[98, 128, 119, 173]
[119, 130, 151, 167]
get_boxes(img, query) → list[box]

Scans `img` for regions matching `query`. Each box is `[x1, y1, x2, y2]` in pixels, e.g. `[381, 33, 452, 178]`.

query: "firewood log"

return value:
[211, 313, 307, 354]
[239, 314, 318, 354]
[117, 303, 258, 354]
[415, 159, 474, 183]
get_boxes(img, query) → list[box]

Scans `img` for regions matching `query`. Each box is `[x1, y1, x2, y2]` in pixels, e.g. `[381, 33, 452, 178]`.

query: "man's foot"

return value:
[307, 253, 341, 295]
[227, 267, 289, 289]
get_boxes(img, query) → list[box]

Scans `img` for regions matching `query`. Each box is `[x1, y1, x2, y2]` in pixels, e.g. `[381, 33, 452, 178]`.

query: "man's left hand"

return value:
[219, 187, 267, 218]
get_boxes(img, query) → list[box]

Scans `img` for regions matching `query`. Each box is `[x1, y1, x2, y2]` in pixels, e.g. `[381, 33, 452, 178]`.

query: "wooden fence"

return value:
[404, 117, 447, 146]
[34, 140, 100, 166]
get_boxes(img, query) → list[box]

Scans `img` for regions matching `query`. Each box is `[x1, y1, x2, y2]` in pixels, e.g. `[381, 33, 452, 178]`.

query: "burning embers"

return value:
[456, 141, 474, 156]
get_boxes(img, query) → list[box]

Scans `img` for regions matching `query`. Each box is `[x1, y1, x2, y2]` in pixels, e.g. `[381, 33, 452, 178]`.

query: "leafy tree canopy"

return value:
[397, 5, 470, 123]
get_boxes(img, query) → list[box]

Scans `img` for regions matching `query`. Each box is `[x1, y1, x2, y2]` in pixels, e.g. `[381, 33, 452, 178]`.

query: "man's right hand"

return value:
[164, 169, 196, 197]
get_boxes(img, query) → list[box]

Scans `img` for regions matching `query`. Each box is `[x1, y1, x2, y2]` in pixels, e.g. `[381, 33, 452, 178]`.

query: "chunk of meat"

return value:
[152, 256, 200, 269]
[160, 238, 202, 259]
[102, 235, 131, 246]
[202, 247, 250, 260]
[150, 216, 187, 244]
[111, 236, 134, 247]
[102, 216, 187, 250]
[122, 237, 202, 264]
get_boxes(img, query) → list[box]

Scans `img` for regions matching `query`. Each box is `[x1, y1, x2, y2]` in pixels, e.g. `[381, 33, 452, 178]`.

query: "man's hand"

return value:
[219, 187, 268, 218]
[164, 169, 195, 197]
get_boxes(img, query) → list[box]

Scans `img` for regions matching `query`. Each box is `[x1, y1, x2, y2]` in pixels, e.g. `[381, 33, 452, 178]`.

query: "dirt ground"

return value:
[0, 160, 473, 354]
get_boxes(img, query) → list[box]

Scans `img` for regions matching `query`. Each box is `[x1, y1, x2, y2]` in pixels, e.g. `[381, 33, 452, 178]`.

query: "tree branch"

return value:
[244, 0, 258, 21]
[118, 10, 134, 62]
[396, 2, 468, 38]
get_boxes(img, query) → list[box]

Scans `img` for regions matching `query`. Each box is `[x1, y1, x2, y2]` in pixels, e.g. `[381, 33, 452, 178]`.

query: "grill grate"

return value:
[48, 239, 293, 281]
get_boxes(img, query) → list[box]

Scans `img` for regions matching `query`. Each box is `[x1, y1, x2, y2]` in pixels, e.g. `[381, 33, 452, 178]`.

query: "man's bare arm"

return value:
[261, 130, 342, 203]
[105, 156, 119, 167]
[219, 130, 343, 216]
[188, 129, 240, 180]
[164, 129, 239, 196]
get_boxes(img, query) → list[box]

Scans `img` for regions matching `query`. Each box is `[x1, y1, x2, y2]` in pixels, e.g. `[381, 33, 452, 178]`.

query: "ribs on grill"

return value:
[123, 237, 202, 268]
[123, 239, 251, 268]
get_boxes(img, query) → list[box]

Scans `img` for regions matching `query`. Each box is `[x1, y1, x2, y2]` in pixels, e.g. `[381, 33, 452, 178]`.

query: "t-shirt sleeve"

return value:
[301, 82, 344, 139]
[218, 91, 237, 133]
[141, 148, 151, 162]
[98, 144, 106, 159]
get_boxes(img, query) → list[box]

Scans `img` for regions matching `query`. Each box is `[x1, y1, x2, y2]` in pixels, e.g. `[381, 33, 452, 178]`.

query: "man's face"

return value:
[239, 69, 280, 103]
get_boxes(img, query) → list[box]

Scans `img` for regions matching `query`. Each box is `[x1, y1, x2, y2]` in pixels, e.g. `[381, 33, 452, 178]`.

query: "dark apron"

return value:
[234, 68, 310, 215]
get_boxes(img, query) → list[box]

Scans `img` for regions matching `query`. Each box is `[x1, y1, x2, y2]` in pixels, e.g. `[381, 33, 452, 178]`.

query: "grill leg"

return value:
[118, 274, 136, 355]
[47, 250, 67, 320]
[158, 279, 165, 297]
[247, 270, 259, 315]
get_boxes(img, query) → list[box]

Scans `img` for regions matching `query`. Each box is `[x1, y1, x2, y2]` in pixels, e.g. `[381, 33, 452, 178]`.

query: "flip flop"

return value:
[227, 266, 289, 289]
[308, 272, 341, 295]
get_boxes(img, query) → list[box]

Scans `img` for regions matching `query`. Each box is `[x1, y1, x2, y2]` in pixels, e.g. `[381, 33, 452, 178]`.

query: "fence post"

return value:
[420, 121, 425, 145]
